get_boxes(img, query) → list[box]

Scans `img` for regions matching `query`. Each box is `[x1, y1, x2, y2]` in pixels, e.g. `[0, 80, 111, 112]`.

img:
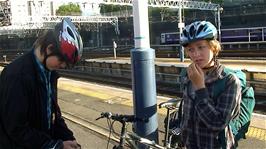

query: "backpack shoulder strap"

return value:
[213, 67, 232, 99]
[224, 67, 247, 87]
[216, 68, 236, 149]
[213, 67, 245, 98]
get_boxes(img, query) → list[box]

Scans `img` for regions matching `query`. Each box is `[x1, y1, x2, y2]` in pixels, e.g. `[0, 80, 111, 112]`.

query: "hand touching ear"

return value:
[187, 63, 205, 90]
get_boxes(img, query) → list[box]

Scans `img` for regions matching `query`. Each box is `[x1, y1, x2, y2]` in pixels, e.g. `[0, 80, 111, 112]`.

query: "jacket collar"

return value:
[30, 49, 60, 83]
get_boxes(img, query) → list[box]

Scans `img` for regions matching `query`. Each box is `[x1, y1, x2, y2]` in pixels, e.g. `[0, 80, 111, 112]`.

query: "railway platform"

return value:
[58, 57, 266, 148]
[0, 64, 266, 148]
[57, 78, 266, 149]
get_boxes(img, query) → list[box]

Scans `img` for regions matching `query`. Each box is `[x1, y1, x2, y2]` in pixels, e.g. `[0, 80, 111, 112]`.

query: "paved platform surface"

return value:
[65, 119, 114, 149]
[58, 78, 266, 149]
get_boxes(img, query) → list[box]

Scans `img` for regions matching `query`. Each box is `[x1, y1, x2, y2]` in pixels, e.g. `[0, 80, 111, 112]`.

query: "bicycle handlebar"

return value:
[159, 98, 179, 109]
[96, 112, 148, 123]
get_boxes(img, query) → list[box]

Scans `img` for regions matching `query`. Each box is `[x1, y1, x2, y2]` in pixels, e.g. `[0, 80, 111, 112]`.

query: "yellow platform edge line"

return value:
[58, 82, 266, 141]
[58, 82, 167, 115]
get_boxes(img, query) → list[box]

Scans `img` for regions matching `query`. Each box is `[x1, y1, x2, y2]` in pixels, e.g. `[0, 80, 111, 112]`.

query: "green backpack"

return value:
[214, 67, 256, 148]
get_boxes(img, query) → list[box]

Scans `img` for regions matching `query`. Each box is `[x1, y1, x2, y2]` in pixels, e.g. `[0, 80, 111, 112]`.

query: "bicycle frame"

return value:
[114, 119, 166, 149]
[97, 98, 181, 149]
[128, 132, 167, 149]
[159, 98, 180, 148]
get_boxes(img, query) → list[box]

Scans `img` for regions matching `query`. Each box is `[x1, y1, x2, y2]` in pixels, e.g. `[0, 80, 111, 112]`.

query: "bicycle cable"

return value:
[106, 118, 113, 149]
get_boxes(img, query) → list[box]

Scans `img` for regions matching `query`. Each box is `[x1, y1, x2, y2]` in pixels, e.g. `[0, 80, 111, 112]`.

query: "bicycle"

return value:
[96, 98, 182, 149]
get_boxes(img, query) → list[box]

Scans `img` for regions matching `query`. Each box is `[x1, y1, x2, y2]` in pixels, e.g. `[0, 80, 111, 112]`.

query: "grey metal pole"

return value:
[131, 0, 158, 143]
[179, 0, 184, 62]
[97, 23, 100, 47]
[217, 6, 222, 42]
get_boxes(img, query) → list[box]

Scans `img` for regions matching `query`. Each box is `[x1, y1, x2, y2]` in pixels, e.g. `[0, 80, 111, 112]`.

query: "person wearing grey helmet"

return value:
[0, 18, 82, 149]
[175, 21, 242, 149]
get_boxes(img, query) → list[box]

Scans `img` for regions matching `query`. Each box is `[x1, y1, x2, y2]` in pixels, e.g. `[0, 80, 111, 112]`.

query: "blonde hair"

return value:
[208, 39, 222, 56]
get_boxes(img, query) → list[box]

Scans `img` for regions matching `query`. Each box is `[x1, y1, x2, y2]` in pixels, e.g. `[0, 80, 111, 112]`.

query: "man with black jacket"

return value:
[0, 18, 83, 149]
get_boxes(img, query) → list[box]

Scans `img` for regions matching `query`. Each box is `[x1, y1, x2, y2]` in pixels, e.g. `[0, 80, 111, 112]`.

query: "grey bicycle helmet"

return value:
[180, 21, 217, 46]
[54, 18, 83, 64]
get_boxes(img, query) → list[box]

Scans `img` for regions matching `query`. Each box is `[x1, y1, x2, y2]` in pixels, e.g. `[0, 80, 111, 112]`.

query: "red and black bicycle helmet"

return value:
[54, 18, 83, 64]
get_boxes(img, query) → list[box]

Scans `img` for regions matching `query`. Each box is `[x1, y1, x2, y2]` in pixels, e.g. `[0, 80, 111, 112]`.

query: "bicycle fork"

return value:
[117, 122, 127, 148]
[164, 108, 171, 148]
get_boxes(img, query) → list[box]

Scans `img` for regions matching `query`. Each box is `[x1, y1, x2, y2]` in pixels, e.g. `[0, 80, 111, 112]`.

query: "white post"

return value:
[131, 0, 158, 143]
[133, 0, 150, 49]
[3, 55, 7, 63]
[113, 40, 117, 59]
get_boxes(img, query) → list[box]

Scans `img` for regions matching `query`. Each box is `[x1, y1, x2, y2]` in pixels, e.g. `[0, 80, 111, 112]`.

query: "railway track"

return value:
[82, 49, 266, 59]
[62, 111, 120, 147]
[59, 95, 168, 148]
[58, 69, 181, 96]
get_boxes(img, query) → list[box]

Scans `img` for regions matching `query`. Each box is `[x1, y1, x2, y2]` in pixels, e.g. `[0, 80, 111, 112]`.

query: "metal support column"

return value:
[178, 0, 184, 62]
[97, 23, 100, 47]
[131, 0, 158, 144]
[217, 7, 222, 42]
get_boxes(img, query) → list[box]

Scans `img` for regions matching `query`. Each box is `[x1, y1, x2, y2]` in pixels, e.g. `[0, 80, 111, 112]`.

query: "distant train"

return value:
[160, 27, 266, 44]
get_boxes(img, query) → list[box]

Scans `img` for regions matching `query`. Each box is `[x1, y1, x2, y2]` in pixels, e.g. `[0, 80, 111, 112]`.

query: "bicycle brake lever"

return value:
[96, 112, 113, 120]
[95, 116, 103, 120]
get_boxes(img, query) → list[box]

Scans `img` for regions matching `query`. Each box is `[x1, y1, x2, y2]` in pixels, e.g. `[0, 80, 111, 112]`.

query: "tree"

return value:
[100, 4, 131, 14]
[56, 3, 82, 16]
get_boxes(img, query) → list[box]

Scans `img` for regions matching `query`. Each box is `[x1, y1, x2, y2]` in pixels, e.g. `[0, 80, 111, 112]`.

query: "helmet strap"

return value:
[213, 56, 218, 67]
[202, 56, 217, 70]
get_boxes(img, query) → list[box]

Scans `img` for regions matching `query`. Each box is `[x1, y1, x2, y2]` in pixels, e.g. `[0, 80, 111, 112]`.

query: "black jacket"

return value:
[0, 51, 75, 149]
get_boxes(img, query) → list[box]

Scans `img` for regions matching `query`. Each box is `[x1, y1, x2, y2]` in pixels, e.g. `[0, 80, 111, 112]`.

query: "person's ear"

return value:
[46, 44, 54, 54]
